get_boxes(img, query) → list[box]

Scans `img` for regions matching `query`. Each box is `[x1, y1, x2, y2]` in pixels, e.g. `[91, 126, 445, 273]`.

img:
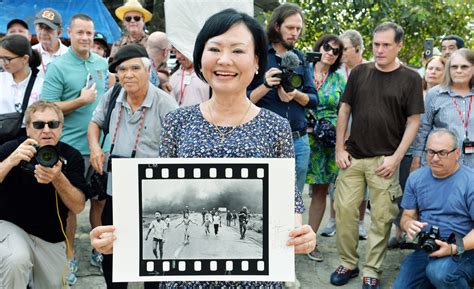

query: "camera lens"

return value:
[36, 145, 59, 167]
[288, 74, 303, 88]
[421, 239, 438, 253]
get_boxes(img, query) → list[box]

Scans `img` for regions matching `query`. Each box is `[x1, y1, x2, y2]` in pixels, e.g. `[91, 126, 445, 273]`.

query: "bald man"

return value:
[146, 31, 172, 92]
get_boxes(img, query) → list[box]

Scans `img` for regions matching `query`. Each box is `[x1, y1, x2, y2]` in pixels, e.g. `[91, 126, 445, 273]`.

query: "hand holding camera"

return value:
[34, 158, 62, 184]
[277, 85, 296, 102]
[264, 67, 282, 89]
[7, 138, 38, 167]
[405, 219, 428, 240]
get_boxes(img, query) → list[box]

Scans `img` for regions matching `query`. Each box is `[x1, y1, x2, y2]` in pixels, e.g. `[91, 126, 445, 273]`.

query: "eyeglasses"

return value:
[31, 120, 61, 129]
[450, 64, 472, 71]
[124, 16, 142, 22]
[0, 55, 22, 65]
[425, 148, 456, 158]
[322, 43, 341, 56]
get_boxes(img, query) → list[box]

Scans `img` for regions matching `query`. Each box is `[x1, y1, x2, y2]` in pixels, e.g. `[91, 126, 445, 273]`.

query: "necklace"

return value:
[207, 100, 252, 143]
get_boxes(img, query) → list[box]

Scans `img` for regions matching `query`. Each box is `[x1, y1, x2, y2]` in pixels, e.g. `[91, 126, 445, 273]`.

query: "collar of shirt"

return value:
[438, 85, 474, 98]
[116, 81, 155, 110]
[67, 48, 97, 64]
[36, 40, 68, 57]
[4, 70, 33, 89]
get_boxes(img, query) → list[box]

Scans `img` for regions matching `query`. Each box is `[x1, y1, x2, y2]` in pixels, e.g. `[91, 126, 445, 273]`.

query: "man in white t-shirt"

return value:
[31, 8, 69, 79]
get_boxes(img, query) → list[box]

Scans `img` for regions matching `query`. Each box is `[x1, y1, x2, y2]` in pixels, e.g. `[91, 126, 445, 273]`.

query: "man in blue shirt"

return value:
[247, 3, 317, 196]
[394, 129, 474, 289]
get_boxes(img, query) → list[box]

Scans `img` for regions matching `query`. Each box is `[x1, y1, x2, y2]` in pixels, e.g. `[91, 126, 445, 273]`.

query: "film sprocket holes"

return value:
[112, 158, 295, 282]
[138, 163, 269, 277]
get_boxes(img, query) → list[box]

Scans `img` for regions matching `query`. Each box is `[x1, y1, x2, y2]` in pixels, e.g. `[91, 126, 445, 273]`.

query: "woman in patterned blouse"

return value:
[305, 34, 346, 262]
[91, 8, 316, 289]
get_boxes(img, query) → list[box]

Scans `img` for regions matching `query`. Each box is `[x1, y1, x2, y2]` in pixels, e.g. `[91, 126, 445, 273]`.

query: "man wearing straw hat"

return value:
[110, 0, 153, 59]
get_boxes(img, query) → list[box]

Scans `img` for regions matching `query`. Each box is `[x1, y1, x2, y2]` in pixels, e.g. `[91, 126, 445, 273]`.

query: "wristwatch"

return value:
[456, 238, 465, 256]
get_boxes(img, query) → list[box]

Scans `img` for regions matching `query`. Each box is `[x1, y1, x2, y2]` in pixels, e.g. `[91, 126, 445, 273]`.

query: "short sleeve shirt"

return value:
[342, 63, 424, 158]
[401, 166, 474, 239]
[40, 49, 109, 155]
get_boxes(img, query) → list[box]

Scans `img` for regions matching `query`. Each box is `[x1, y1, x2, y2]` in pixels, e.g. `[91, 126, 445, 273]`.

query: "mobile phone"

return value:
[423, 38, 434, 59]
[305, 52, 322, 63]
[85, 73, 95, 89]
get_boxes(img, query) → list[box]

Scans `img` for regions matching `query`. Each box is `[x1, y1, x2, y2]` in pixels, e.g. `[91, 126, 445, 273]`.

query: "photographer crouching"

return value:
[0, 101, 87, 289]
[393, 129, 474, 289]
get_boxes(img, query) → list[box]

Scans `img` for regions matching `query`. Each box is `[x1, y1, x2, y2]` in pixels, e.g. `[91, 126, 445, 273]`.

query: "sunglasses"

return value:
[32, 120, 61, 129]
[124, 16, 142, 22]
[323, 43, 341, 56]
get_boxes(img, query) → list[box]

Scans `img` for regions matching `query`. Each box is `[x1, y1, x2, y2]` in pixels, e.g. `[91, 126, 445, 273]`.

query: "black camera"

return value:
[273, 69, 304, 92]
[305, 52, 322, 63]
[400, 226, 442, 253]
[21, 144, 60, 173]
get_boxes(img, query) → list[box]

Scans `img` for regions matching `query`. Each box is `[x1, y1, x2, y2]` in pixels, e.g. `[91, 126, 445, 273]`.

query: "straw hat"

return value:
[115, 0, 152, 23]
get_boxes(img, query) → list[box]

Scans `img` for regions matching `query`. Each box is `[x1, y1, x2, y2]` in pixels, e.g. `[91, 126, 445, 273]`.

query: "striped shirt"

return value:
[413, 85, 474, 168]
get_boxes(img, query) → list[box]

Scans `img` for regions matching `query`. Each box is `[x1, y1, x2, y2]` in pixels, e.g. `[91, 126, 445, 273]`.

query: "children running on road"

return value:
[175, 212, 198, 245]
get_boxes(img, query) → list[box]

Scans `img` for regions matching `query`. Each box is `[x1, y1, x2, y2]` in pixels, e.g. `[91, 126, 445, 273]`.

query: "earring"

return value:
[256, 66, 259, 75]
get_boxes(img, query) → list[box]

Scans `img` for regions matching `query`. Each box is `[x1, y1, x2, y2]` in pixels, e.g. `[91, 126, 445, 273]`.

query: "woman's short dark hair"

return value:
[193, 8, 267, 82]
[0, 34, 41, 73]
[312, 34, 344, 73]
[267, 3, 304, 44]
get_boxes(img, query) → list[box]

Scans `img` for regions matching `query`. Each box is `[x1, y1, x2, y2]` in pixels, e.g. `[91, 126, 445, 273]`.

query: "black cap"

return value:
[7, 19, 29, 30]
[109, 43, 149, 73]
[94, 32, 108, 48]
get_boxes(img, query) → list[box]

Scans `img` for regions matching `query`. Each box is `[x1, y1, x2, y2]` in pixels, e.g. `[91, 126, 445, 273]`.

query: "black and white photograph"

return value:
[141, 179, 264, 261]
[112, 158, 295, 282]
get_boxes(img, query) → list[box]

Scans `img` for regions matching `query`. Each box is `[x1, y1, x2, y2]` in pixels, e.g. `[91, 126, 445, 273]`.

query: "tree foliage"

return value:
[278, 0, 473, 66]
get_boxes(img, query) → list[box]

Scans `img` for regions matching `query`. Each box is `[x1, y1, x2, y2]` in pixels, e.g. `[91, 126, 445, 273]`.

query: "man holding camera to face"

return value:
[393, 129, 474, 289]
[0, 101, 87, 289]
[248, 3, 317, 198]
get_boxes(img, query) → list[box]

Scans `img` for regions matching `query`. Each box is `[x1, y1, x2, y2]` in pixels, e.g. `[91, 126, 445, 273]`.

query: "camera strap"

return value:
[109, 105, 147, 158]
[18, 70, 37, 129]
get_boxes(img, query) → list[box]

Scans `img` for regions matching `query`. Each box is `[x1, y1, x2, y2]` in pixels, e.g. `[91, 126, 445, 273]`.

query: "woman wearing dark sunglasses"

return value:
[305, 34, 346, 262]
[0, 34, 43, 143]
[110, 0, 153, 59]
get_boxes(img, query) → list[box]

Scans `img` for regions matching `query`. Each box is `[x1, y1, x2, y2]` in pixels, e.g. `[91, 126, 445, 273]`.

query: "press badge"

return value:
[183, 75, 191, 85]
[463, 139, 474, 155]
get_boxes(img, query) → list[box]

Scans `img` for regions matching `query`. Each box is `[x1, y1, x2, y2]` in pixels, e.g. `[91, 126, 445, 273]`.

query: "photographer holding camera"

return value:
[247, 3, 317, 199]
[0, 101, 87, 289]
[393, 129, 474, 289]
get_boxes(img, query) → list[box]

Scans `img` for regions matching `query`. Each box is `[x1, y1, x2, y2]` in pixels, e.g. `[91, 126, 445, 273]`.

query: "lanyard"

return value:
[451, 95, 473, 138]
[110, 105, 147, 158]
[314, 71, 329, 91]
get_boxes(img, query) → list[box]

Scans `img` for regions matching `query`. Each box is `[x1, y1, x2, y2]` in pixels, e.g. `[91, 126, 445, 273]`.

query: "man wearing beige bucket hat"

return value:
[110, 0, 152, 59]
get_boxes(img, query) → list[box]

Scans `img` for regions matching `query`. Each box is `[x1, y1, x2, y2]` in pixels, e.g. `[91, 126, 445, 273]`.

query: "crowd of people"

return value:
[0, 1, 472, 289]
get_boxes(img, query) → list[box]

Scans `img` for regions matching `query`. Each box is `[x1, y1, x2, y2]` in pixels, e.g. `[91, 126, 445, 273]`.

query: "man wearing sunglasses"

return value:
[0, 101, 87, 289]
[332, 22, 424, 289]
[248, 3, 317, 205]
[393, 129, 474, 289]
[110, 0, 153, 60]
